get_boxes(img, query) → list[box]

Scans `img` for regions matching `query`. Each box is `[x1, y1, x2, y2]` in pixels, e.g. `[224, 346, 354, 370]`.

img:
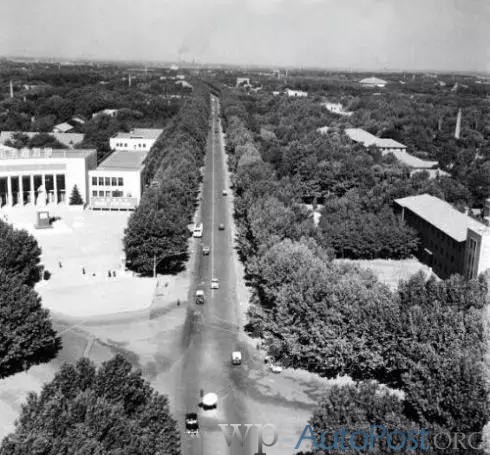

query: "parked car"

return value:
[202, 246, 210, 255]
[222, 189, 227, 196]
[202, 393, 218, 410]
[211, 278, 219, 289]
[232, 351, 242, 365]
[270, 365, 283, 374]
[218, 223, 225, 230]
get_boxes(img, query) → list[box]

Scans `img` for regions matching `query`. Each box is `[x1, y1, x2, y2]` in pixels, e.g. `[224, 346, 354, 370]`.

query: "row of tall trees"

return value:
[124, 87, 210, 275]
[0, 221, 61, 379]
[221, 89, 488, 454]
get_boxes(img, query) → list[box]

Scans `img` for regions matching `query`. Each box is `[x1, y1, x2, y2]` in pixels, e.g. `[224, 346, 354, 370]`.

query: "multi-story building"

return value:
[88, 150, 148, 210]
[285, 88, 308, 97]
[0, 146, 97, 207]
[394, 194, 490, 279]
[109, 128, 163, 152]
[359, 77, 387, 88]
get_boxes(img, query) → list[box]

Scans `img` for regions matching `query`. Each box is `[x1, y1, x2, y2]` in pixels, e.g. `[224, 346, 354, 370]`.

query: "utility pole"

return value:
[454, 108, 462, 139]
[9, 80, 13, 98]
[128, 73, 132, 88]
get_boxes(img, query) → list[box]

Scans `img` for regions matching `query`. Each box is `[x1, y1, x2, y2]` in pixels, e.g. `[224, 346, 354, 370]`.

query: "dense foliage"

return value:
[0, 355, 180, 454]
[221, 88, 488, 454]
[0, 221, 60, 378]
[124, 88, 210, 274]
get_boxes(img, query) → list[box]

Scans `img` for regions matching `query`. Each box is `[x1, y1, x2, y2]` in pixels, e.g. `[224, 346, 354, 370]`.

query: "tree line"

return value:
[123, 86, 210, 275]
[221, 89, 488, 454]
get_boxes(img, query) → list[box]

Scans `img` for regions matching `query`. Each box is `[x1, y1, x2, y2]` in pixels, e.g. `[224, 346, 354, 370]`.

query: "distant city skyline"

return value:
[0, 0, 488, 73]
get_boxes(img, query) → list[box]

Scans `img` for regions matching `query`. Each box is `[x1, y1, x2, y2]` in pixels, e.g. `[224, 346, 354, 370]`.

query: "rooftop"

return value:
[360, 77, 387, 85]
[345, 128, 406, 149]
[0, 131, 84, 148]
[53, 122, 74, 133]
[112, 128, 163, 140]
[394, 194, 485, 242]
[96, 150, 148, 171]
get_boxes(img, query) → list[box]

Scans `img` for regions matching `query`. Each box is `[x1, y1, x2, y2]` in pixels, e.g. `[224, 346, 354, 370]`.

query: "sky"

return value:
[0, 0, 488, 72]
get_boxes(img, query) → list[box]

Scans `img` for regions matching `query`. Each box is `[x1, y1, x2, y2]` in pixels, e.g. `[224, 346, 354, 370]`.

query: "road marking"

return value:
[211, 96, 215, 283]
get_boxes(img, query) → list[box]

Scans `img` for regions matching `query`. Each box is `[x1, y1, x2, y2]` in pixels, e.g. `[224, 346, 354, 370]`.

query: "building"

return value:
[92, 108, 119, 119]
[0, 131, 84, 149]
[175, 80, 193, 89]
[345, 128, 440, 171]
[359, 77, 387, 88]
[285, 88, 308, 97]
[109, 128, 163, 152]
[236, 77, 251, 87]
[88, 150, 148, 210]
[394, 194, 490, 279]
[322, 102, 353, 116]
[0, 146, 96, 207]
[52, 122, 74, 133]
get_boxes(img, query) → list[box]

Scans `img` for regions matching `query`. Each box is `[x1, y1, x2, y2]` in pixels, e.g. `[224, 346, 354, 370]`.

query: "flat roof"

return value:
[389, 150, 438, 168]
[112, 128, 163, 140]
[345, 128, 406, 149]
[394, 194, 485, 242]
[96, 150, 148, 171]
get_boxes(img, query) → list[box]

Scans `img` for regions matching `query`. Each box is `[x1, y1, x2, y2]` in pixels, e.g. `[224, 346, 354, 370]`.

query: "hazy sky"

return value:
[0, 0, 488, 72]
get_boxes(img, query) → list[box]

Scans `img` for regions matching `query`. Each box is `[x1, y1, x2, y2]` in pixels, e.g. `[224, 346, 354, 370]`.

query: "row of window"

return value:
[92, 177, 124, 186]
[114, 142, 148, 148]
[92, 190, 124, 197]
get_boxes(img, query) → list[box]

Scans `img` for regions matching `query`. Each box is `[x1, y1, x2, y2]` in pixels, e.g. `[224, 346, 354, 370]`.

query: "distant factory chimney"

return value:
[128, 73, 132, 88]
[9, 80, 13, 98]
[455, 108, 462, 139]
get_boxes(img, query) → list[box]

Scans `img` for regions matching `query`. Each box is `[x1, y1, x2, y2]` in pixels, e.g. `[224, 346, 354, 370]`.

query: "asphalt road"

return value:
[177, 95, 253, 455]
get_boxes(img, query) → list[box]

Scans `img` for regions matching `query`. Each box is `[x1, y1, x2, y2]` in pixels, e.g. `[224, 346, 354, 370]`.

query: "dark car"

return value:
[185, 413, 199, 436]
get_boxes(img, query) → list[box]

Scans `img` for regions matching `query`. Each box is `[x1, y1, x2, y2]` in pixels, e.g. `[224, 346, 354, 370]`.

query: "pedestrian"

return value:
[82, 267, 86, 275]
[108, 270, 111, 278]
[58, 261, 62, 268]
[113, 270, 116, 277]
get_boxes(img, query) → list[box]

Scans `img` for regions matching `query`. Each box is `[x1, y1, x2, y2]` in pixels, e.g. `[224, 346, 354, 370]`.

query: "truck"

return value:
[195, 290, 205, 304]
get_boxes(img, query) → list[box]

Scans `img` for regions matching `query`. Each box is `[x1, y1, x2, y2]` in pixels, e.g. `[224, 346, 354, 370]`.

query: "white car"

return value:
[222, 189, 227, 196]
[270, 365, 283, 374]
[211, 278, 219, 289]
[231, 351, 242, 365]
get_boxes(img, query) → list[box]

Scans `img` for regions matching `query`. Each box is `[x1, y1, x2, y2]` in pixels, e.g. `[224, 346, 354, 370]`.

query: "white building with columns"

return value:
[0, 146, 97, 207]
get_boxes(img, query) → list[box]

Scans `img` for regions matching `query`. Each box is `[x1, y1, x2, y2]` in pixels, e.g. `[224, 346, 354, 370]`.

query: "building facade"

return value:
[395, 194, 490, 279]
[88, 150, 148, 210]
[0, 146, 97, 207]
[109, 128, 163, 152]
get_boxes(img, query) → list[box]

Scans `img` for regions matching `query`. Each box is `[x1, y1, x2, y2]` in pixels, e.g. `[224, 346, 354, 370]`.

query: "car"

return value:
[231, 351, 242, 365]
[222, 189, 227, 196]
[193, 223, 203, 238]
[195, 289, 205, 304]
[202, 393, 218, 410]
[270, 364, 283, 374]
[211, 278, 219, 289]
[218, 223, 225, 230]
[202, 246, 210, 255]
[185, 413, 199, 437]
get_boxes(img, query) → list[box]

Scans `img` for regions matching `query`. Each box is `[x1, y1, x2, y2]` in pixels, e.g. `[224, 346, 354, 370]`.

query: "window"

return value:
[118, 177, 124, 186]
[98, 177, 104, 185]
[92, 177, 97, 186]
[98, 191, 104, 196]
[92, 191, 97, 196]
[105, 177, 110, 186]
[124, 143, 128, 147]
[112, 190, 123, 197]
[105, 191, 111, 197]
[111, 177, 117, 186]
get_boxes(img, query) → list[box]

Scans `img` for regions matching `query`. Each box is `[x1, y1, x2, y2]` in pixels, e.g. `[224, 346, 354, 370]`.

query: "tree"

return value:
[0, 270, 61, 378]
[0, 356, 181, 454]
[0, 220, 42, 286]
[69, 185, 84, 205]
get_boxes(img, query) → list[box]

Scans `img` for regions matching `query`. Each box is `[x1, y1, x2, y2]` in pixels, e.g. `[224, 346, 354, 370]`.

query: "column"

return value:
[30, 174, 35, 205]
[6, 176, 12, 206]
[53, 174, 58, 204]
[18, 175, 23, 206]
[41, 174, 46, 205]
